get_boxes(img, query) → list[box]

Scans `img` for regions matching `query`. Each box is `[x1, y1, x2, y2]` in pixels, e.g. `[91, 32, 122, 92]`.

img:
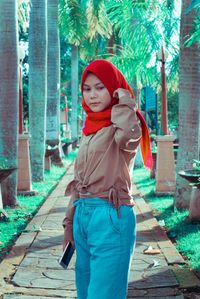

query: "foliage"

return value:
[59, 0, 88, 46]
[58, 0, 182, 135]
[0, 150, 77, 260]
[193, 159, 200, 171]
[185, 0, 200, 45]
[133, 167, 200, 272]
[105, 0, 160, 85]
[86, 0, 112, 42]
[60, 39, 72, 96]
[18, 0, 30, 33]
[59, 0, 114, 128]
[186, 0, 200, 12]
[18, 0, 197, 140]
[105, 0, 180, 90]
[18, 0, 30, 123]
[191, 159, 200, 187]
[185, 15, 200, 45]
[0, 158, 9, 170]
[166, 90, 179, 130]
[59, 0, 110, 47]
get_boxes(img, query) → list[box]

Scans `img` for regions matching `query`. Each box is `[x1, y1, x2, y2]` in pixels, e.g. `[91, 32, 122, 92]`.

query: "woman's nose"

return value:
[90, 88, 97, 98]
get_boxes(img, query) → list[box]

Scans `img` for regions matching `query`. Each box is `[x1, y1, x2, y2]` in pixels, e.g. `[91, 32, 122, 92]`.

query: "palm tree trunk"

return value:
[71, 45, 79, 140]
[175, 0, 200, 208]
[0, 0, 19, 207]
[29, 0, 47, 181]
[46, 0, 63, 166]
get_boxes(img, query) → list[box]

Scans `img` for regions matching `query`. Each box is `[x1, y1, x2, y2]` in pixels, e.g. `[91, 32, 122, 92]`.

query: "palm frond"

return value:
[106, 0, 163, 55]
[18, 0, 30, 32]
[185, 16, 200, 45]
[186, 0, 200, 13]
[86, 0, 112, 41]
[92, 0, 104, 15]
[80, 35, 108, 61]
[105, 0, 180, 94]
[59, 0, 88, 46]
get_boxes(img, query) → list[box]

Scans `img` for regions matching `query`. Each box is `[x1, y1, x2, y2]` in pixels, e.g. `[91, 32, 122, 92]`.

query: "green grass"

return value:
[0, 150, 77, 260]
[133, 167, 200, 272]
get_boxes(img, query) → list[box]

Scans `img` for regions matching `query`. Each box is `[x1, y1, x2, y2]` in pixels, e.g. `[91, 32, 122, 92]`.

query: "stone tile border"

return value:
[0, 163, 74, 295]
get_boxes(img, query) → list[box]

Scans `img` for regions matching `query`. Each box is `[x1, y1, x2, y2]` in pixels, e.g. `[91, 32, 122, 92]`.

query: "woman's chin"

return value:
[90, 106, 102, 112]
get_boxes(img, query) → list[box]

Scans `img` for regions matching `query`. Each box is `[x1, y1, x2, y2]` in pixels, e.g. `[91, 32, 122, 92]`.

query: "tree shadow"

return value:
[4, 233, 64, 262]
[127, 266, 181, 297]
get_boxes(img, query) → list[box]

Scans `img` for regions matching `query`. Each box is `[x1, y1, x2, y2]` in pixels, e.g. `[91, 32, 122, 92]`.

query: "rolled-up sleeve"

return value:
[62, 196, 75, 241]
[111, 89, 142, 151]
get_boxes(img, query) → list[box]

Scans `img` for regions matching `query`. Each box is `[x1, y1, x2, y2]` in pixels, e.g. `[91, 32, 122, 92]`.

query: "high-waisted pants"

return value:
[73, 197, 136, 299]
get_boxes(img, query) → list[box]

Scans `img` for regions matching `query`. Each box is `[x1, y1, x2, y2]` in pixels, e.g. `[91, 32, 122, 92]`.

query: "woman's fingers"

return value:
[63, 239, 75, 251]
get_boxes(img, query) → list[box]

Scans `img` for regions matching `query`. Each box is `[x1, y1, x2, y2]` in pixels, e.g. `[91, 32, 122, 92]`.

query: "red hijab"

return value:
[81, 59, 153, 169]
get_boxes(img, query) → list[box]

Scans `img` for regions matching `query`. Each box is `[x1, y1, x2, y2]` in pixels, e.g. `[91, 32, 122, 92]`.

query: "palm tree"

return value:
[29, 0, 47, 181]
[46, 0, 63, 165]
[105, 0, 180, 87]
[175, 0, 200, 209]
[59, 0, 87, 140]
[0, 0, 19, 207]
[104, 0, 159, 82]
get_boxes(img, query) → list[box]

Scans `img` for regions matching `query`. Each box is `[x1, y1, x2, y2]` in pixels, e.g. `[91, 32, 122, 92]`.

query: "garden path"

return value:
[0, 162, 200, 299]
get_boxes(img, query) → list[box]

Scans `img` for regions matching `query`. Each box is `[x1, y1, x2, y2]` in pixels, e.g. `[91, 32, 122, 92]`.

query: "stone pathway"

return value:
[0, 163, 200, 299]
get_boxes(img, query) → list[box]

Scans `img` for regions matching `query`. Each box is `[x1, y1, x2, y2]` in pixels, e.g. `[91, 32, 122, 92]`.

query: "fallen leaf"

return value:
[143, 245, 161, 255]
[147, 259, 160, 268]
[152, 259, 160, 267]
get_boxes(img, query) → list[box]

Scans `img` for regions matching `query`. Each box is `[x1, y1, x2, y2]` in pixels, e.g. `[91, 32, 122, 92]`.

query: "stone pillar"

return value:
[60, 110, 71, 139]
[60, 110, 66, 124]
[45, 156, 51, 171]
[134, 145, 144, 168]
[156, 135, 176, 193]
[18, 134, 32, 192]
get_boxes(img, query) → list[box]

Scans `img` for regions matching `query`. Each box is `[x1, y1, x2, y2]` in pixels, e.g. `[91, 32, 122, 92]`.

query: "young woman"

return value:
[63, 59, 152, 299]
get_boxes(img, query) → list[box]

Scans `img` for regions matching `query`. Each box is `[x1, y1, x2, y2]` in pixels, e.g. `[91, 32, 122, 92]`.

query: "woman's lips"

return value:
[90, 102, 100, 106]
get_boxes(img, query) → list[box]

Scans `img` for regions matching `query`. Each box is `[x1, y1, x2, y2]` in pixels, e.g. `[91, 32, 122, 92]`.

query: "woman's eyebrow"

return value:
[83, 82, 103, 87]
[83, 83, 90, 87]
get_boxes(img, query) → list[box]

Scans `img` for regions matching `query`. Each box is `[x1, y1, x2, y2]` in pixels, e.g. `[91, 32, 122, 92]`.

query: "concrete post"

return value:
[17, 134, 32, 192]
[156, 135, 176, 193]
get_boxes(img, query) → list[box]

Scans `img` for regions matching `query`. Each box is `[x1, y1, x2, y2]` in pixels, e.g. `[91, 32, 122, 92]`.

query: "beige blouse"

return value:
[63, 88, 142, 240]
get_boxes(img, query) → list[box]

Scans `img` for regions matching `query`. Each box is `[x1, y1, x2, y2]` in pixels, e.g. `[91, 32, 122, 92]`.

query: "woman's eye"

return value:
[97, 86, 104, 90]
[83, 88, 90, 92]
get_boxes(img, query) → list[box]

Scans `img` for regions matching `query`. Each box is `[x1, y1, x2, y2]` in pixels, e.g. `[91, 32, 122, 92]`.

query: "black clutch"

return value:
[58, 242, 75, 269]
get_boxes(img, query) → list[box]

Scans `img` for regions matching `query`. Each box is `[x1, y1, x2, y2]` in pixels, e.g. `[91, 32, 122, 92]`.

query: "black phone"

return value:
[58, 242, 75, 269]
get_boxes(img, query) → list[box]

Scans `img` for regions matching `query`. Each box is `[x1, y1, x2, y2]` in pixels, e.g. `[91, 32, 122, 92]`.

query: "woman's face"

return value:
[83, 73, 112, 112]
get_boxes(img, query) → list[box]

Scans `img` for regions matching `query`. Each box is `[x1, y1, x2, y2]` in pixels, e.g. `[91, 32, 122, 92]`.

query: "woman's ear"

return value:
[113, 90, 119, 99]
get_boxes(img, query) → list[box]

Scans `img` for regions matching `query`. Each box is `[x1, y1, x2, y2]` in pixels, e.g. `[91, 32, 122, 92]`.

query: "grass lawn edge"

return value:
[133, 167, 200, 276]
[0, 150, 77, 262]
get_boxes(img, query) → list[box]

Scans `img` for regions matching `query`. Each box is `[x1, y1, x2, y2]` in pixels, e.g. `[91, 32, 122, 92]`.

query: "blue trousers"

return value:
[73, 197, 136, 299]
